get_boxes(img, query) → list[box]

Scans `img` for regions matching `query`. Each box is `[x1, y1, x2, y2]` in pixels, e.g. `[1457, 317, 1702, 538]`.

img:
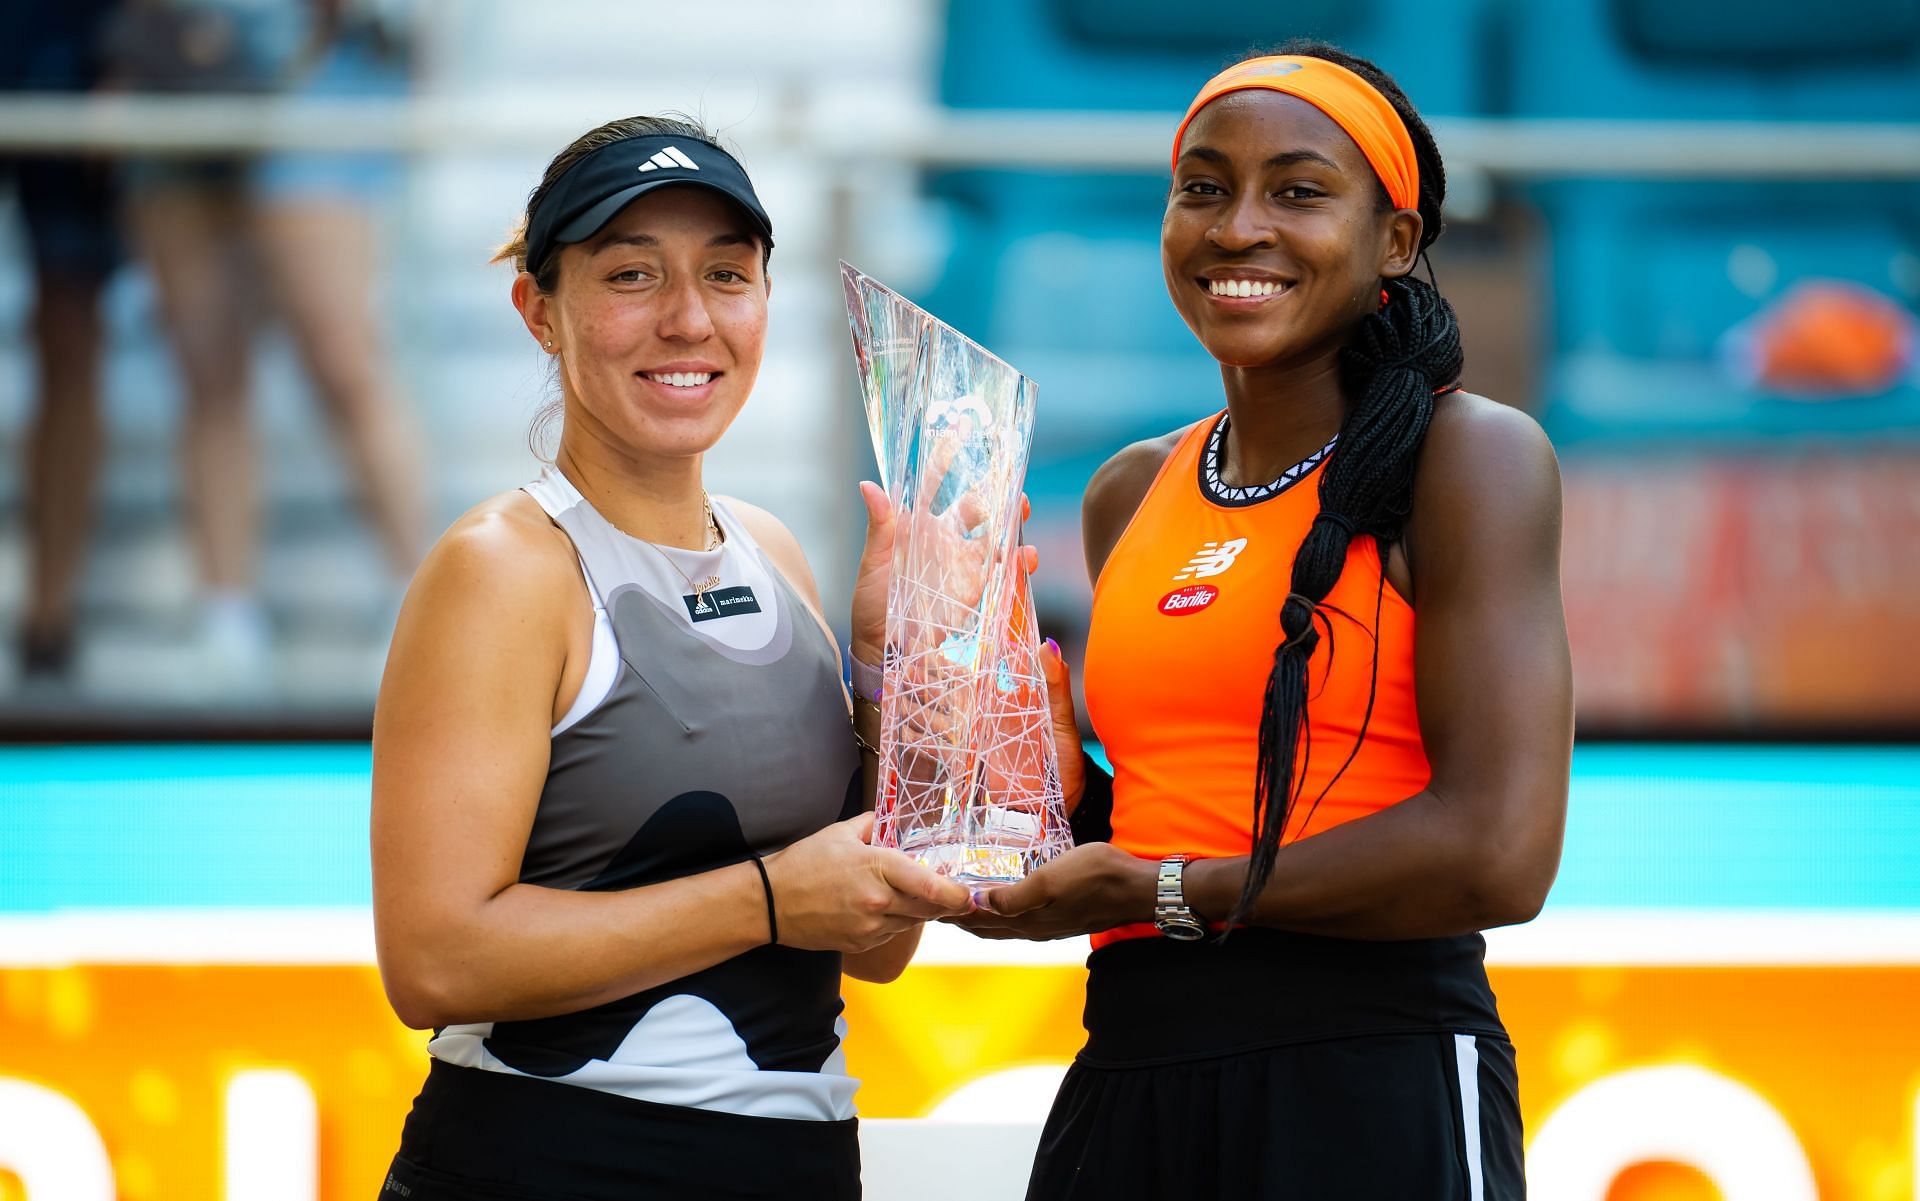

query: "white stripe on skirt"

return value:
[1454, 1034, 1485, 1201]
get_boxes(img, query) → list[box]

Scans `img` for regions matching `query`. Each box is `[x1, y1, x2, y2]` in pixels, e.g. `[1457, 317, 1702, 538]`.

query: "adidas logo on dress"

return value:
[637, 145, 700, 173]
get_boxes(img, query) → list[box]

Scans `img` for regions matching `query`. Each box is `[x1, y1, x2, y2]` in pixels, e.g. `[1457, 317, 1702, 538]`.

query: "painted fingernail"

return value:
[1044, 637, 1060, 656]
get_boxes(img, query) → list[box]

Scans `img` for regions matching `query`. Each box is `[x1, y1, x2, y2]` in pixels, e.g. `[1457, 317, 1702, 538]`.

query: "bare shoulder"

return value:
[377, 488, 584, 749]
[715, 495, 824, 608]
[401, 489, 580, 635]
[1082, 426, 1188, 585]
[719, 495, 802, 557]
[1407, 392, 1563, 577]
[433, 489, 575, 582]
[1421, 391, 1559, 485]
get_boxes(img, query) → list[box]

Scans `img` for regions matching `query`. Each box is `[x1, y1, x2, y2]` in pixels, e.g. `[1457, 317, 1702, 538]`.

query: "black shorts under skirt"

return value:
[380, 1060, 860, 1201]
[1027, 929, 1525, 1201]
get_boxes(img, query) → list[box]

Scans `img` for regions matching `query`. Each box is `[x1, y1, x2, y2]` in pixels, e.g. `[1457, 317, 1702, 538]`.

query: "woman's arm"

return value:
[961, 397, 1572, 941]
[1183, 398, 1572, 936]
[373, 499, 965, 1028]
[849, 483, 891, 812]
[727, 495, 931, 984]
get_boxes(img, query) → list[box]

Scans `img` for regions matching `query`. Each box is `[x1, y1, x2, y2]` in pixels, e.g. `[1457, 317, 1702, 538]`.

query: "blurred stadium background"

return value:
[1, 1, 1916, 1198]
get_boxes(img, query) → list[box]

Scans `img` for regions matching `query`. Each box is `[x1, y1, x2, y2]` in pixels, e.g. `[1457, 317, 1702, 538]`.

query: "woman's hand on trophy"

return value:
[946, 843, 1156, 941]
[1038, 637, 1085, 812]
[850, 480, 895, 665]
[850, 481, 1041, 672]
[764, 813, 974, 953]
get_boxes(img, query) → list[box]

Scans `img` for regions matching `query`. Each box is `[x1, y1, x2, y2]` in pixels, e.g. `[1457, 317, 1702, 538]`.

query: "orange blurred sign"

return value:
[1562, 455, 1920, 728]
[1, 918, 1916, 1201]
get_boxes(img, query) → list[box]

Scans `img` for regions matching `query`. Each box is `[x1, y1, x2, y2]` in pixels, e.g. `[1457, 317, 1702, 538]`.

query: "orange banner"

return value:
[1562, 455, 1920, 727]
[2, 960, 1916, 1200]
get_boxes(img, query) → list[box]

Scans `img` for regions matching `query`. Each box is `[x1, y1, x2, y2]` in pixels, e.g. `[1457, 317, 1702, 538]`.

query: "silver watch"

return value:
[1153, 855, 1208, 941]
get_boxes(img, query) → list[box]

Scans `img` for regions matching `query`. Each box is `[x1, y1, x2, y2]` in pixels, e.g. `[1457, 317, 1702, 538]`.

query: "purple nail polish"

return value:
[1044, 637, 1060, 656]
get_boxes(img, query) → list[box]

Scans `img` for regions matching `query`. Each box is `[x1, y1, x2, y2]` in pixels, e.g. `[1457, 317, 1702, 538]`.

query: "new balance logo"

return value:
[1174, 537, 1248, 580]
[637, 145, 700, 173]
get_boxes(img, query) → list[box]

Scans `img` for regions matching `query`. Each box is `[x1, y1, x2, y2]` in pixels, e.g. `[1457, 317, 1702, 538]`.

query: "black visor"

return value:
[524, 134, 773, 277]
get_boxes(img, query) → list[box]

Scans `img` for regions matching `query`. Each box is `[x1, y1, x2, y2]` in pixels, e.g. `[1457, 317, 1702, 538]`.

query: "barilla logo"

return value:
[1159, 585, 1219, 616]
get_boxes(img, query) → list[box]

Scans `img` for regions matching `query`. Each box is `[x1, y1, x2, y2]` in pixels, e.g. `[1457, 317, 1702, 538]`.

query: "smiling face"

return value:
[1163, 89, 1420, 371]
[514, 185, 769, 462]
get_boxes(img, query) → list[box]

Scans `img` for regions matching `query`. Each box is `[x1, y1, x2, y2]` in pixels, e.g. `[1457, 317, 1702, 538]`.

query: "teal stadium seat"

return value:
[1500, 0, 1920, 446]
[923, 0, 1496, 504]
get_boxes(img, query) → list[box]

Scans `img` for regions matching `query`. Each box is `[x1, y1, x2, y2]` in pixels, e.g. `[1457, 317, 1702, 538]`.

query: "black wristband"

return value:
[747, 852, 778, 946]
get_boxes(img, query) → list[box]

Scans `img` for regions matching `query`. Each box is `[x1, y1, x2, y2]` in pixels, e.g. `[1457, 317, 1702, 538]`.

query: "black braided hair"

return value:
[1224, 42, 1464, 932]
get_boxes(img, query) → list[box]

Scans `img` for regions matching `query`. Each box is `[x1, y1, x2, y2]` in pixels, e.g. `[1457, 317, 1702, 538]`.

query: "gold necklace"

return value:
[650, 492, 725, 611]
[700, 491, 721, 551]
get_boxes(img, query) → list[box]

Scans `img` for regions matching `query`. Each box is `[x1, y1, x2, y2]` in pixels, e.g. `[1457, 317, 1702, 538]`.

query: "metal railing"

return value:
[3, 94, 1918, 178]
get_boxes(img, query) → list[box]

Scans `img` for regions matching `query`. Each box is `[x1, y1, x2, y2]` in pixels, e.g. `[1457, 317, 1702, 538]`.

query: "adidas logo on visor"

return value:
[637, 145, 700, 173]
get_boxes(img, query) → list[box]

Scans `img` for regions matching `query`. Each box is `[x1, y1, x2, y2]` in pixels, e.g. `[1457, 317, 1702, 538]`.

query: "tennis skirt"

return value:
[381, 1060, 860, 1200]
[1027, 929, 1525, 1200]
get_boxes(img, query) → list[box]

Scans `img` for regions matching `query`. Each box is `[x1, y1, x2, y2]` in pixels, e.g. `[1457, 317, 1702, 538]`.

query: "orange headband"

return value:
[1171, 55, 1420, 212]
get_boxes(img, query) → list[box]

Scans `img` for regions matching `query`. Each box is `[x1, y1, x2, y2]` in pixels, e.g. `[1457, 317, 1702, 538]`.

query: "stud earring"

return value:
[544, 339, 555, 350]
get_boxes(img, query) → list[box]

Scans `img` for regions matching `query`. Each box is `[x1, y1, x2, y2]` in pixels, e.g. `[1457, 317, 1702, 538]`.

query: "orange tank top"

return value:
[1082, 412, 1431, 947]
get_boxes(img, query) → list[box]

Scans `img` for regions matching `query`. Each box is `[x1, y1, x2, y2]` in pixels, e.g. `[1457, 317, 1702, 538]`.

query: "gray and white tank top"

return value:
[429, 464, 863, 1121]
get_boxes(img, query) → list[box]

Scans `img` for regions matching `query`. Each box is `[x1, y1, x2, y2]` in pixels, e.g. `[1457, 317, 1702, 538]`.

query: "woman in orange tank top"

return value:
[955, 41, 1572, 1200]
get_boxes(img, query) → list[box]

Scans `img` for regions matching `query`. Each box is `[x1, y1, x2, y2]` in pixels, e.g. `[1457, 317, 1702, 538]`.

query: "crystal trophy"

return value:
[841, 261, 1073, 886]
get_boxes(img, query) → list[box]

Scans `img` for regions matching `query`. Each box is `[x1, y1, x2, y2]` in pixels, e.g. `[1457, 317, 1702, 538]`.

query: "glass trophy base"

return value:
[895, 809, 1048, 889]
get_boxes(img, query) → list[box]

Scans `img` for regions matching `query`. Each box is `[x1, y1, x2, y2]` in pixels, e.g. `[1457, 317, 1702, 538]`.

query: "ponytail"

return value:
[1224, 41, 1462, 931]
[1227, 275, 1460, 929]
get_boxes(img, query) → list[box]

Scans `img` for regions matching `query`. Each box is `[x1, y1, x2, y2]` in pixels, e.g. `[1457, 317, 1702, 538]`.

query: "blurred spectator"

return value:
[0, 0, 124, 684]
[1720, 280, 1918, 398]
[105, 0, 427, 684]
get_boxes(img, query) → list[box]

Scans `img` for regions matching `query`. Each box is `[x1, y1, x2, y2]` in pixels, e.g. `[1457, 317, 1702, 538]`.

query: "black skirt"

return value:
[380, 1060, 861, 1201]
[1027, 929, 1525, 1201]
